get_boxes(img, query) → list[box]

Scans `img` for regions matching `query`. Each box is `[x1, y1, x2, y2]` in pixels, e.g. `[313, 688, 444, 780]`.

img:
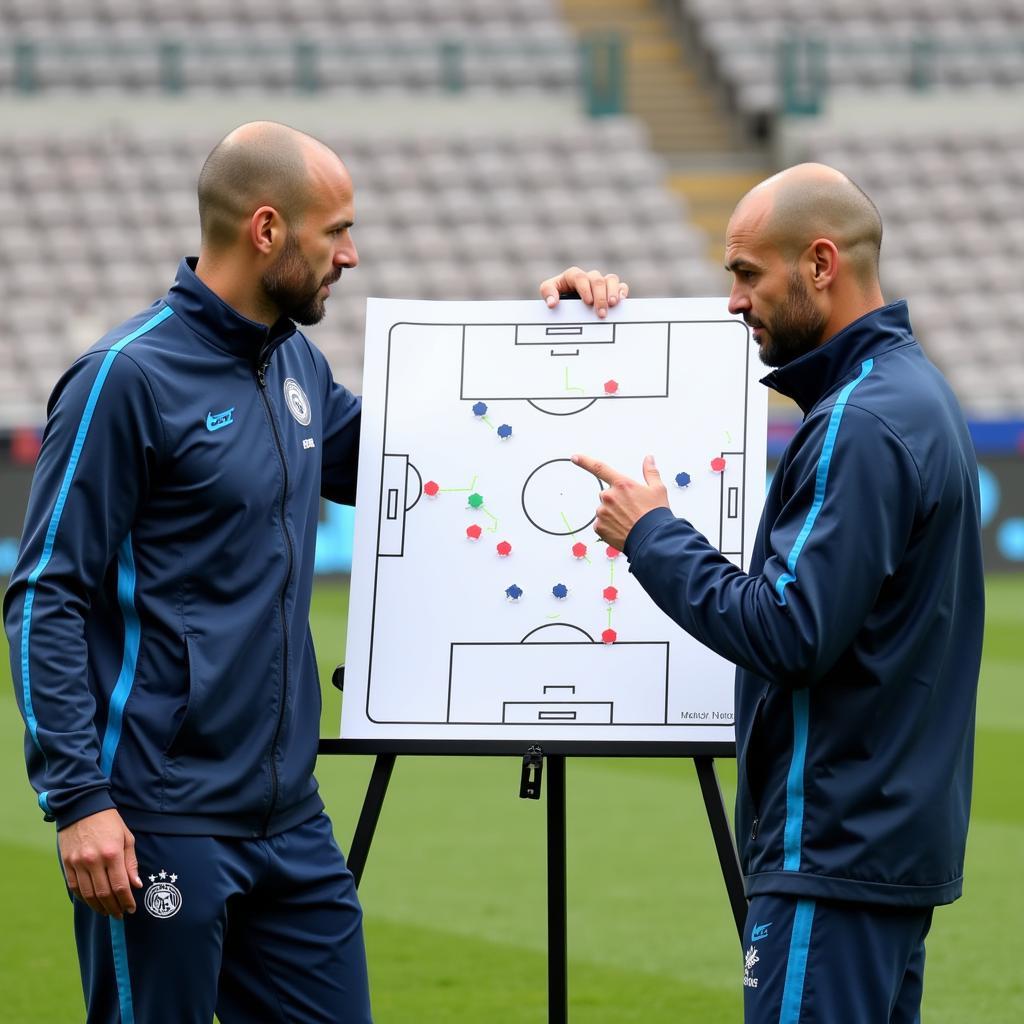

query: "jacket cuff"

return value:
[623, 506, 677, 562]
[54, 788, 117, 832]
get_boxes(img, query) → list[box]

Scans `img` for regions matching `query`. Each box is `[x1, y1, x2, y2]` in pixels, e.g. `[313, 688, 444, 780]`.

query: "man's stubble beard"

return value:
[753, 267, 828, 368]
[261, 230, 336, 326]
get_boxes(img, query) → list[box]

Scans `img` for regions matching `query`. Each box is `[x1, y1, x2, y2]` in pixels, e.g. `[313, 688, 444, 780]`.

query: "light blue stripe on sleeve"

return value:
[774, 358, 874, 605]
[109, 918, 136, 1023]
[783, 690, 810, 871]
[99, 534, 141, 778]
[18, 305, 173, 755]
[779, 898, 816, 1024]
[38, 791, 51, 815]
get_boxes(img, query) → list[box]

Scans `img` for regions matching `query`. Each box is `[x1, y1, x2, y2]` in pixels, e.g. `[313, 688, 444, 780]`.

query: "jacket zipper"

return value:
[255, 356, 293, 835]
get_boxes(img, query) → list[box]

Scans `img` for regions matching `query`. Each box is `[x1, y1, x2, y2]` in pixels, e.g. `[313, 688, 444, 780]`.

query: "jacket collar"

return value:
[164, 258, 297, 365]
[760, 300, 917, 416]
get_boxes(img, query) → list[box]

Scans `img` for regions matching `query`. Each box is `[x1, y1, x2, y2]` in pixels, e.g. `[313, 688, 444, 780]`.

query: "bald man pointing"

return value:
[542, 165, 984, 1022]
[5, 123, 372, 1022]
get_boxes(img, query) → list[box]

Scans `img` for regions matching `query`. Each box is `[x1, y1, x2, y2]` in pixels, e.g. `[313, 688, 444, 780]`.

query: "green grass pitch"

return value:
[1, 577, 1021, 1022]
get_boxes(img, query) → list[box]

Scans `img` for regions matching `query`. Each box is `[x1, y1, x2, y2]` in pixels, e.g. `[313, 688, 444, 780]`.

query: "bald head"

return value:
[733, 163, 883, 288]
[197, 121, 344, 251]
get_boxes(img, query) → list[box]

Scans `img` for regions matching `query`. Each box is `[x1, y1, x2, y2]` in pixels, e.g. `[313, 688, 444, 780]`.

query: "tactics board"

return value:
[341, 298, 767, 750]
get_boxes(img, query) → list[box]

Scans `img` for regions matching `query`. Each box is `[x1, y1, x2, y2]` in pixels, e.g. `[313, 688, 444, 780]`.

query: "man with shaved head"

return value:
[5, 122, 373, 1021]
[542, 164, 983, 1022]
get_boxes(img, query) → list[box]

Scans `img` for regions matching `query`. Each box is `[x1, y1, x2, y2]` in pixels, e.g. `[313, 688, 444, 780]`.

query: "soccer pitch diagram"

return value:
[342, 298, 768, 747]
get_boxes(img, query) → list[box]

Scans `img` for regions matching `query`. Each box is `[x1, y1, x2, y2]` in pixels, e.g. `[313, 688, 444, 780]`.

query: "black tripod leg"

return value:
[693, 756, 747, 941]
[547, 754, 567, 1024]
[348, 753, 396, 888]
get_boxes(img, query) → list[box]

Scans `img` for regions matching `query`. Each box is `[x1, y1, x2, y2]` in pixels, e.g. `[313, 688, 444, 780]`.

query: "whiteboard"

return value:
[340, 298, 767, 750]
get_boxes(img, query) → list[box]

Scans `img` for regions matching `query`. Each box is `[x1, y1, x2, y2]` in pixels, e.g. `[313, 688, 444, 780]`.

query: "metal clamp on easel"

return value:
[520, 745, 544, 799]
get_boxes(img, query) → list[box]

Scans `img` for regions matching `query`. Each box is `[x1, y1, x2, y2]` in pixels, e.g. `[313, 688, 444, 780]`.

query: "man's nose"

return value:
[728, 286, 749, 316]
[337, 239, 358, 269]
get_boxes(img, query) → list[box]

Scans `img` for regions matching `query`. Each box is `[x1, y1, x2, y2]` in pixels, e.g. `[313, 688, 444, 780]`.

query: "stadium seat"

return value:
[0, 118, 719, 420]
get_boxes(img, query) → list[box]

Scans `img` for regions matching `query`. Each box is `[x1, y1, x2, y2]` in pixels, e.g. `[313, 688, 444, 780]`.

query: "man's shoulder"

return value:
[854, 344, 967, 444]
[813, 343, 958, 437]
[808, 347, 972, 496]
[54, 301, 184, 409]
[84, 300, 179, 362]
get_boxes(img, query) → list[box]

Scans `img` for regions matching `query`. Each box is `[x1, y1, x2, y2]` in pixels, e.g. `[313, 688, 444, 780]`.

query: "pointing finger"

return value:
[642, 454, 663, 487]
[572, 453, 625, 486]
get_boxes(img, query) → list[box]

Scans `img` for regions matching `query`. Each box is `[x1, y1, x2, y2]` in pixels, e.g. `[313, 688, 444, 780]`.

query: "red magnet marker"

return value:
[424, 480, 440, 497]
[466, 524, 482, 541]
[710, 457, 727, 473]
[601, 628, 617, 644]
[496, 540, 512, 557]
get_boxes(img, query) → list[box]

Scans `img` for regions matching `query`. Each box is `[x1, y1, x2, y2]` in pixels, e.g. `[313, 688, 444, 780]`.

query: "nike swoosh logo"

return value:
[206, 408, 235, 432]
[751, 923, 771, 941]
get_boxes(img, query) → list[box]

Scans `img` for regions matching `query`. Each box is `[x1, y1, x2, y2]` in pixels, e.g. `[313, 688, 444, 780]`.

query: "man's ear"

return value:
[808, 238, 839, 290]
[249, 206, 282, 256]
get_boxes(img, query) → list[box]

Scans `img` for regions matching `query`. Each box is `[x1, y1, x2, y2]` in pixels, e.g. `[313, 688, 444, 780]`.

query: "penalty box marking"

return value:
[461, 321, 670, 401]
[447, 640, 670, 726]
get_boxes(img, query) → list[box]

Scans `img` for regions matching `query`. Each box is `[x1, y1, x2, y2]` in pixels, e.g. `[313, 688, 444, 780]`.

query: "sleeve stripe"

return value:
[774, 358, 874, 606]
[19, 305, 174, 752]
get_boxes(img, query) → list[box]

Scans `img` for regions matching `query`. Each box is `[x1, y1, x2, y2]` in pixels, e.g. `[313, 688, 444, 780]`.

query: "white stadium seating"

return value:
[0, 121, 719, 424]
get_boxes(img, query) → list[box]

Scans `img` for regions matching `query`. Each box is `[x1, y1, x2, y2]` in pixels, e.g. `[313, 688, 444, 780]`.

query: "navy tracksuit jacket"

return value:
[4, 258, 361, 839]
[625, 301, 984, 908]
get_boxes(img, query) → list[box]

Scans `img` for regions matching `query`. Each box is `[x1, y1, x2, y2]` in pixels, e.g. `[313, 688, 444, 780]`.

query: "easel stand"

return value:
[320, 741, 747, 1024]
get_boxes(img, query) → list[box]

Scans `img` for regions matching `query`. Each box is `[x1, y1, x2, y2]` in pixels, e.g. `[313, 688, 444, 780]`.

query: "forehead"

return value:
[304, 151, 355, 217]
[725, 196, 778, 268]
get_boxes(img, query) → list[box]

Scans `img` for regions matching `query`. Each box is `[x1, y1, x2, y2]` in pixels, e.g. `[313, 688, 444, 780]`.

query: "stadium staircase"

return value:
[561, 0, 732, 152]
[665, 169, 767, 263]
[560, 0, 771, 264]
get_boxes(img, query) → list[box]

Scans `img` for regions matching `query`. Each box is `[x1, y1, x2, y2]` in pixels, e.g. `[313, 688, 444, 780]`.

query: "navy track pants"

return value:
[742, 894, 933, 1024]
[73, 812, 372, 1023]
